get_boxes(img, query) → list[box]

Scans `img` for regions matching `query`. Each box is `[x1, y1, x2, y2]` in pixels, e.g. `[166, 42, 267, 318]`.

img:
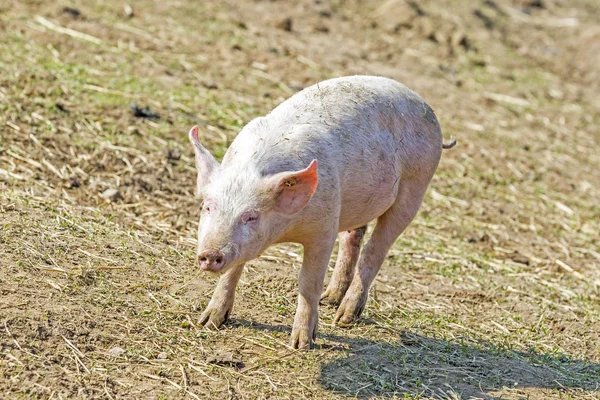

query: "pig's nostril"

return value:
[200, 257, 207, 262]
[216, 258, 222, 264]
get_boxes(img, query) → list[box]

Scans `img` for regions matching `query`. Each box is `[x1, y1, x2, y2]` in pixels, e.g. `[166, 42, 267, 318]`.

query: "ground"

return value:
[1, 0, 599, 399]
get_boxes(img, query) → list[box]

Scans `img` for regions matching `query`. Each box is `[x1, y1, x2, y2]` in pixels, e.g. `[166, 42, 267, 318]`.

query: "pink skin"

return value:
[189, 76, 450, 349]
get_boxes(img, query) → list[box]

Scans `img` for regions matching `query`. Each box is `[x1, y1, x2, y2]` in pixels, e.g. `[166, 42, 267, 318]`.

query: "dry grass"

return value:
[1, 0, 599, 398]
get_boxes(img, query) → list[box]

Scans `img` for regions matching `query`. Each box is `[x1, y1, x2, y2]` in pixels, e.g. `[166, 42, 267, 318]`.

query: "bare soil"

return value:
[1, 0, 599, 399]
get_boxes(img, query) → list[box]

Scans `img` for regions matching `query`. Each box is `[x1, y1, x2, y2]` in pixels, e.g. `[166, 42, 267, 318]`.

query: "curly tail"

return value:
[442, 137, 457, 149]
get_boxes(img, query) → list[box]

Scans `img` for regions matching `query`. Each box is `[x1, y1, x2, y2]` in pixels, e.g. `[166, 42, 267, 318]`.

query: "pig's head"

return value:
[188, 126, 318, 275]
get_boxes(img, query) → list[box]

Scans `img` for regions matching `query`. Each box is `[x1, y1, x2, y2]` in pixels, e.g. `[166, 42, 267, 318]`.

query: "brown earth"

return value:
[1, 0, 599, 399]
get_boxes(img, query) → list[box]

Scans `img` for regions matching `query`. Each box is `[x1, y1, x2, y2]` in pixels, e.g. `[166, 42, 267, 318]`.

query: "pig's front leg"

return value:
[290, 235, 336, 349]
[199, 264, 244, 329]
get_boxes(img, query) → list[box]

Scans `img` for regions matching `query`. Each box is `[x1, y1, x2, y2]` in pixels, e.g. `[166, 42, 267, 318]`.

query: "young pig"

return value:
[189, 75, 455, 349]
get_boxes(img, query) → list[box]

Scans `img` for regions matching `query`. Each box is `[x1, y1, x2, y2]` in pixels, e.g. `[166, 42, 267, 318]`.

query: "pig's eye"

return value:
[202, 202, 214, 214]
[241, 211, 259, 224]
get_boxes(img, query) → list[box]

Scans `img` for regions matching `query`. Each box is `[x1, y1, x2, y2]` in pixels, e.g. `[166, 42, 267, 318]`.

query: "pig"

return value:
[189, 75, 455, 349]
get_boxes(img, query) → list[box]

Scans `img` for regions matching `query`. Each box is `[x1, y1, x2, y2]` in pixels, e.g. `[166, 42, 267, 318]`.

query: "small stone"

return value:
[109, 347, 126, 357]
[124, 4, 134, 18]
[157, 352, 168, 360]
[100, 188, 123, 202]
[251, 61, 268, 71]
[548, 88, 564, 99]
[510, 252, 530, 265]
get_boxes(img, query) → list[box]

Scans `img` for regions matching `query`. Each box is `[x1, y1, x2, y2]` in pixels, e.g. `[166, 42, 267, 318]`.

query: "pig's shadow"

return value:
[232, 320, 600, 399]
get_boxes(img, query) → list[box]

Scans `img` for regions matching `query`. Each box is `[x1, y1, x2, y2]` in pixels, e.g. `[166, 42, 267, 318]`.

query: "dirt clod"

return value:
[67, 178, 81, 189]
[315, 24, 329, 33]
[277, 17, 293, 32]
[130, 103, 160, 119]
[55, 102, 69, 113]
[527, 0, 546, 9]
[167, 149, 181, 161]
[62, 7, 81, 18]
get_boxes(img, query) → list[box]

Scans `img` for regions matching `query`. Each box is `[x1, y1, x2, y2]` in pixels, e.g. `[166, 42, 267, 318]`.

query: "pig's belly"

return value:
[337, 169, 399, 231]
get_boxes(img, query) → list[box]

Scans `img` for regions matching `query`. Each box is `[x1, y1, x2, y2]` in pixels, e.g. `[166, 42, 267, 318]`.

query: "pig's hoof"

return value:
[289, 325, 316, 350]
[333, 295, 366, 327]
[198, 306, 230, 330]
[320, 286, 346, 307]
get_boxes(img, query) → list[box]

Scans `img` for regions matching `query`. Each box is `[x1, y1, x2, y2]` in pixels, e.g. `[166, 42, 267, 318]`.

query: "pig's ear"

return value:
[267, 160, 319, 215]
[188, 126, 219, 197]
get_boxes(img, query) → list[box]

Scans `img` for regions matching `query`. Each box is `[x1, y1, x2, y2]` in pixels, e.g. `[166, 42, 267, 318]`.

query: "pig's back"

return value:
[224, 76, 443, 230]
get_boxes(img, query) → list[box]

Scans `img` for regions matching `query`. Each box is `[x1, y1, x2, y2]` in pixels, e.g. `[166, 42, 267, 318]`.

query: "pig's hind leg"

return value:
[321, 226, 367, 306]
[334, 177, 430, 325]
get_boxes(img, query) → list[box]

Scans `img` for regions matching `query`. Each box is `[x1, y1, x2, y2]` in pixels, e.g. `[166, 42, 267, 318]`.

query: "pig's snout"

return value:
[198, 249, 226, 272]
